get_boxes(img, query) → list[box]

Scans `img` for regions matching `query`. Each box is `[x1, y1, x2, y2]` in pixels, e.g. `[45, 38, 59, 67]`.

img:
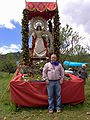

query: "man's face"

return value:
[82, 66, 85, 69]
[51, 54, 57, 63]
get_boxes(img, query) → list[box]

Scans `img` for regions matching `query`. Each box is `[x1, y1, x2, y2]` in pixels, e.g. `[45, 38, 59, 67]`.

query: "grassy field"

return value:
[0, 72, 90, 120]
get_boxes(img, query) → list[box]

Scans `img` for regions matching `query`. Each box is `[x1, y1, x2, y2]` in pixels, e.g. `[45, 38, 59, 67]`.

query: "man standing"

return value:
[78, 64, 88, 85]
[43, 54, 64, 113]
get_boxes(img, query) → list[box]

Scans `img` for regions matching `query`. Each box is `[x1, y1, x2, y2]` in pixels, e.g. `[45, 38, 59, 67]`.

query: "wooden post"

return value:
[25, 0, 26, 8]
[56, 0, 58, 9]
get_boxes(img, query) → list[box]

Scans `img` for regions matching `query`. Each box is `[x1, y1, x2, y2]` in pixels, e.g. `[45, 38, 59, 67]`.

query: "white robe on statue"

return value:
[34, 30, 46, 57]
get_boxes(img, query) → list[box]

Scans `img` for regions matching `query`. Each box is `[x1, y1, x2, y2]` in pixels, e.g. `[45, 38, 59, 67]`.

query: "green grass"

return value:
[0, 72, 90, 120]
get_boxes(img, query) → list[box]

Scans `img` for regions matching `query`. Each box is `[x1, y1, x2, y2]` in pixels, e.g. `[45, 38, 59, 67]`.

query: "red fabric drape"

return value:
[26, 2, 56, 20]
[26, 2, 56, 12]
[30, 35, 36, 61]
[10, 74, 85, 107]
[43, 39, 49, 57]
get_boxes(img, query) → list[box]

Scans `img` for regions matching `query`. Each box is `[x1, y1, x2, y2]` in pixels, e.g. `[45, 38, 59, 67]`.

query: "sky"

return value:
[0, 0, 90, 54]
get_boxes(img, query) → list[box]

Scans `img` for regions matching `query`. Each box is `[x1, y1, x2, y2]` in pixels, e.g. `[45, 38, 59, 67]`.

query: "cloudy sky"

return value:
[0, 0, 90, 54]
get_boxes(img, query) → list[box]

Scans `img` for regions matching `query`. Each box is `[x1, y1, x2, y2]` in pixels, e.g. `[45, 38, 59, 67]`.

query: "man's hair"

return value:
[82, 64, 86, 67]
[51, 54, 57, 59]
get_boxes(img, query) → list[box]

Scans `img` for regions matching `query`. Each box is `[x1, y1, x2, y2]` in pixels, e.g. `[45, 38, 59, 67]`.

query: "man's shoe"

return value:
[49, 110, 53, 114]
[57, 109, 61, 113]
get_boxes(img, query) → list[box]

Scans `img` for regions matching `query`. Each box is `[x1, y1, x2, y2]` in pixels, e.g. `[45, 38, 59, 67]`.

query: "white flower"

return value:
[40, 60, 43, 63]
[36, 62, 40, 65]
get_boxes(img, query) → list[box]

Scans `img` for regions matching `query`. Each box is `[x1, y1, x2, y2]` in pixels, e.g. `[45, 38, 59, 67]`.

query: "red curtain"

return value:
[10, 74, 85, 107]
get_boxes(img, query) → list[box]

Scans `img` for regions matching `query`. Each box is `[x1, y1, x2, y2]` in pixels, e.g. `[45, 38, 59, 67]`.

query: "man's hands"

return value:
[59, 80, 63, 85]
[46, 80, 49, 85]
[46, 80, 63, 85]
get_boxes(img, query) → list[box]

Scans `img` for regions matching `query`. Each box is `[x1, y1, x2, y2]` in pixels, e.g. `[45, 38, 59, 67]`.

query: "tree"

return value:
[59, 24, 87, 62]
[0, 53, 20, 74]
